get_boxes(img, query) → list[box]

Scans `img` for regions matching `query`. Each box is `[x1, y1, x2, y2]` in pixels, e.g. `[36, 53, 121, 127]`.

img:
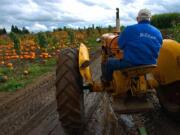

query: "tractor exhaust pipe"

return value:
[116, 8, 120, 34]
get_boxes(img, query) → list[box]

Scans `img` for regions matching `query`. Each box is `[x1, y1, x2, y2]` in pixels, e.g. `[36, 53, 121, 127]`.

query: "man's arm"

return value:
[117, 27, 129, 49]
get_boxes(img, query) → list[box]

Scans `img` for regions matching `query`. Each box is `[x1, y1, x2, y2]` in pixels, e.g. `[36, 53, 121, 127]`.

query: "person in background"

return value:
[102, 8, 163, 82]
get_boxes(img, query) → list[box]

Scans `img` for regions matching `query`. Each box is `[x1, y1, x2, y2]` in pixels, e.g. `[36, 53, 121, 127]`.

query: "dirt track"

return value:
[0, 48, 180, 135]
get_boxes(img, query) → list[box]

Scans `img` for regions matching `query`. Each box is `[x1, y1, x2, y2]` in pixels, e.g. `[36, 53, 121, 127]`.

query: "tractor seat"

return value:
[120, 64, 157, 78]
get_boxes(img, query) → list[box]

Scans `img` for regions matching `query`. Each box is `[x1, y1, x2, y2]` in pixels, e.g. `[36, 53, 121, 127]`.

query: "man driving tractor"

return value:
[102, 8, 163, 82]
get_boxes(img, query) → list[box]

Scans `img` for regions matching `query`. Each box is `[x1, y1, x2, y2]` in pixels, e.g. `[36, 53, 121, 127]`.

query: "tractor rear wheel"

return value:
[156, 81, 180, 121]
[56, 48, 84, 134]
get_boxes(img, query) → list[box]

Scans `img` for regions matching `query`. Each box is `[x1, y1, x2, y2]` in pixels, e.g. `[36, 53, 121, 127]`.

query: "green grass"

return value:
[45, 58, 56, 66]
[0, 58, 56, 92]
[170, 24, 180, 43]
[46, 46, 52, 51]
[0, 67, 12, 75]
[27, 63, 54, 78]
[16, 74, 25, 80]
[79, 37, 100, 51]
[0, 80, 26, 92]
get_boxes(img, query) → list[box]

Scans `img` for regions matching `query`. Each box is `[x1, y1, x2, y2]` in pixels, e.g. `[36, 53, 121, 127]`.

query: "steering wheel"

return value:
[108, 35, 119, 57]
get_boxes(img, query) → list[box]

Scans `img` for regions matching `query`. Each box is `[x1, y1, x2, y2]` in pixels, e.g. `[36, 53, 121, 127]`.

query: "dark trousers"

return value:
[102, 58, 139, 81]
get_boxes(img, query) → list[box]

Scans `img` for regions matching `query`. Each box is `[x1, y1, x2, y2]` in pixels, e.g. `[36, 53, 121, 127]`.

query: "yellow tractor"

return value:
[56, 8, 180, 134]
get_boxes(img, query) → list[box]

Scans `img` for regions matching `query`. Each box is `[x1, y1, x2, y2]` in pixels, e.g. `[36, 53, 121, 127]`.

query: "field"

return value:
[0, 29, 104, 91]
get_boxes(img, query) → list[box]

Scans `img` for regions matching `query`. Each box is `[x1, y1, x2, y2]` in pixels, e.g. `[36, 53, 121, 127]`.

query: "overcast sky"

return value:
[0, 0, 180, 32]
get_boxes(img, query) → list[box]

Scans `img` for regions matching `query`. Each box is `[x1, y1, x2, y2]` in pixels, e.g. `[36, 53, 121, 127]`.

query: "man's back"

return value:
[117, 20, 163, 64]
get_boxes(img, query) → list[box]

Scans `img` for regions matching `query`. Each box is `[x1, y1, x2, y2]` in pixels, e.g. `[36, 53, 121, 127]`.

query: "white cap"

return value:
[138, 8, 152, 18]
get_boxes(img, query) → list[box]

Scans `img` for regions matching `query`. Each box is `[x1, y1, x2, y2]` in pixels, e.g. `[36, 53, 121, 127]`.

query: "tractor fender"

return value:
[152, 39, 180, 85]
[79, 43, 93, 85]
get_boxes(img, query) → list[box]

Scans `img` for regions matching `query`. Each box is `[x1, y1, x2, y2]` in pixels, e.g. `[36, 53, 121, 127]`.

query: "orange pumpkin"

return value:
[12, 53, 17, 56]
[7, 63, 13, 67]
[31, 55, 35, 59]
[30, 46, 35, 50]
[44, 55, 48, 58]
[24, 55, 31, 59]
[26, 44, 30, 47]
[5, 56, 10, 60]
[37, 46, 40, 50]
[30, 52, 35, 57]
[43, 59, 47, 63]
[1, 61, 4, 65]
[24, 70, 29, 75]
[42, 52, 48, 56]
[83, 40, 89, 44]
[25, 49, 29, 51]
[56, 55, 59, 60]
[62, 44, 66, 48]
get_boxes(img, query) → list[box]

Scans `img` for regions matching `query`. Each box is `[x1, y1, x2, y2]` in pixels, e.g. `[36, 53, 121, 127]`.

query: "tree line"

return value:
[11, 25, 29, 34]
[0, 25, 30, 36]
[151, 13, 180, 29]
[0, 28, 7, 35]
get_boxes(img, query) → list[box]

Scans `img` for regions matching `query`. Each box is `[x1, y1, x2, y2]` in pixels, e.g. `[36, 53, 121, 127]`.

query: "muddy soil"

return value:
[0, 47, 180, 135]
[28, 48, 180, 135]
[0, 72, 56, 135]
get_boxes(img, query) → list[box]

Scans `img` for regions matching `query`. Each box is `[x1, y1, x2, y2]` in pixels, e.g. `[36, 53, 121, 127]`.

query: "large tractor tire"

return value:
[156, 81, 180, 121]
[56, 48, 84, 135]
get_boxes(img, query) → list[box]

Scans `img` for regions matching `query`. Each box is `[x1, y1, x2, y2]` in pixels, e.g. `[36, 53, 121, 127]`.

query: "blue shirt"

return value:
[117, 20, 163, 64]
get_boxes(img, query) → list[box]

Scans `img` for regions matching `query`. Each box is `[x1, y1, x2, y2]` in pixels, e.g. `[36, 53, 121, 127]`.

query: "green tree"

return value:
[52, 36, 58, 45]
[78, 27, 83, 33]
[9, 32, 21, 53]
[86, 28, 91, 37]
[0, 28, 7, 35]
[96, 26, 102, 34]
[67, 30, 74, 44]
[11, 25, 15, 33]
[63, 26, 67, 31]
[120, 26, 125, 32]
[108, 25, 112, 32]
[46, 31, 52, 38]
[37, 32, 48, 48]
[22, 27, 29, 34]
[171, 23, 180, 42]
[92, 24, 95, 30]
[58, 28, 62, 31]
[151, 13, 180, 29]
[34, 35, 39, 45]
[11, 25, 22, 34]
